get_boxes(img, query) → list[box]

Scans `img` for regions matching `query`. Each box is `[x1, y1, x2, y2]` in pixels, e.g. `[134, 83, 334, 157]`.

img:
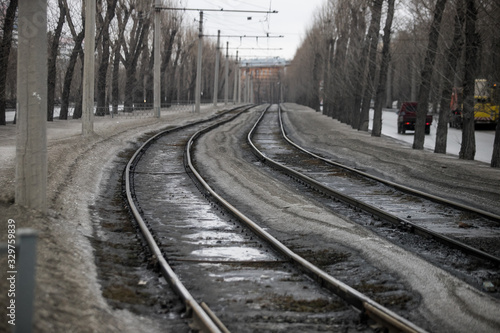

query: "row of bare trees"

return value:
[284, 0, 500, 167]
[0, 0, 238, 124]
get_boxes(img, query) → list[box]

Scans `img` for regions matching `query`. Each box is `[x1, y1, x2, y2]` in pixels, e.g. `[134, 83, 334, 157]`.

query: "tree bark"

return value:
[358, 0, 383, 131]
[413, 0, 448, 150]
[60, 31, 84, 120]
[161, 28, 178, 103]
[60, 0, 85, 120]
[96, 0, 118, 115]
[119, 9, 150, 110]
[47, 0, 66, 121]
[492, 120, 500, 167]
[111, 41, 120, 113]
[349, 5, 367, 129]
[372, 0, 395, 137]
[459, 0, 479, 160]
[435, 0, 465, 153]
[0, 0, 18, 125]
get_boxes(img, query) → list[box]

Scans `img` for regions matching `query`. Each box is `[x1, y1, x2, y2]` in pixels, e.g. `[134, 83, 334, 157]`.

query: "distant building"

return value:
[240, 57, 289, 104]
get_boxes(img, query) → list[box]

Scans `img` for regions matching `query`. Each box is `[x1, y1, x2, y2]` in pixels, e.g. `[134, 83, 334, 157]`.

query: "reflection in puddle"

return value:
[191, 247, 275, 261]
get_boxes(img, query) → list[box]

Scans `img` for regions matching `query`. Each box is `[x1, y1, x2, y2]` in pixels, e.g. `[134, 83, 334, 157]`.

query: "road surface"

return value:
[370, 109, 495, 164]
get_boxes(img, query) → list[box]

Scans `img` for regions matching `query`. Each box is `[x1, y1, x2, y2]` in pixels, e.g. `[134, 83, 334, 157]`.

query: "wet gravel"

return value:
[91, 135, 191, 332]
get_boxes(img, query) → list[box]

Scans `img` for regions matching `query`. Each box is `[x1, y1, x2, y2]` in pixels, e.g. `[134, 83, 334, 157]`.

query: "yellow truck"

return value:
[449, 79, 499, 129]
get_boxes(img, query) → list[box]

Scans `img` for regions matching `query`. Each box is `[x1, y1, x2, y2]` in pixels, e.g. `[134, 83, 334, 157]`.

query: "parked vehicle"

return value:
[449, 79, 499, 129]
[450, 87, 463, 128]
[397, 102, 432, 134]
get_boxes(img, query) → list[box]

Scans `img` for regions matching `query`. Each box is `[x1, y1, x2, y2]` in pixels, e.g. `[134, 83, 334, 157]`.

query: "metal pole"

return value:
[16, 229, 38, 333]
[213, 30, 220, 107]
[82, 0, 96, 135]
[154, 0, 161, 117]
[224, 42, 229, 105]
[195, 11, 203, 113]
[16, 0, 48, 212]
[233, 51, 238, 104]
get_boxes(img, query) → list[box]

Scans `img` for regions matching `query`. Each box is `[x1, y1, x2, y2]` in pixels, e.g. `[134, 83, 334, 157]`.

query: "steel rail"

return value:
[279, 106, 500, 223]
[271, 106, 500, 265]
[186, 105, 427, 333]
[124, 106, 251, 333]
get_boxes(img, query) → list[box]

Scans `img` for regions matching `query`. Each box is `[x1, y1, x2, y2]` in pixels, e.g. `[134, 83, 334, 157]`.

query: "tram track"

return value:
[124, 104, 429, 332]
[248, 105, 500, 296]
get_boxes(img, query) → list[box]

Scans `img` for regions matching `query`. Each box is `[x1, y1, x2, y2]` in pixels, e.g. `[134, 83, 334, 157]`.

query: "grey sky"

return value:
[184, 0, 326, 60]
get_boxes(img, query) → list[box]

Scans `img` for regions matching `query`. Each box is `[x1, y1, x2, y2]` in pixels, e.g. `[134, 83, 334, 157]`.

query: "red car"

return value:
[397, 102, 432, 134]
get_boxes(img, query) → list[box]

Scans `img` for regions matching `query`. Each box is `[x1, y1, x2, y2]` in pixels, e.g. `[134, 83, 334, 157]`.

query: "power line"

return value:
[157, 7, 278, 14]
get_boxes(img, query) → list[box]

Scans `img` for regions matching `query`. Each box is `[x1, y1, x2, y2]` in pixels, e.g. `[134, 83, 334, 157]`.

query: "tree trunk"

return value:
[121, 15, 150, 110]
[161, 29, 178, 103]
[358, 0, 383, 131]
[435, 0, 465, 154]
[492, 120, 500, 167]
[372, 0, 395, 137]
[332, 33, 348, 122]
[349, 6, 367, 129]
[323, 38, 334, 117]
[96, 0, 118, 116]
[413, 0, 448, 150]
[459, 0, 479, 160]
[0, 0, 18, 125]
[111, 43, 120, 113]
[47, 0, 66, 121]
[60, 31, 85, 120]
[311, 51, 321, 112]
[72, 61, 84, 119]
[60, 0, 85, 120]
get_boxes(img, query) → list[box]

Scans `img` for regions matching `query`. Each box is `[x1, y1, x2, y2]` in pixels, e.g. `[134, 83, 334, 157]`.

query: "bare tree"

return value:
[348, 3, 368, 129]
[358, 0, 383, 131]
[413, 0, 448, 150]
[47, 0, 66, 121]
[60, 0, 85, 120]
[372, 0, 395, 137]
[96, 0, 118, 115]
[116, 0, 150, 110]
[0, 0, 18, 125]
[435, 0, 465, 153]
[459, 0, 479, 160]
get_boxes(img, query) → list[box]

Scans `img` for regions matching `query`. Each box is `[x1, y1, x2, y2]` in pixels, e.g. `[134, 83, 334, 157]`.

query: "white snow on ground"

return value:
[369, 109, 495, 163]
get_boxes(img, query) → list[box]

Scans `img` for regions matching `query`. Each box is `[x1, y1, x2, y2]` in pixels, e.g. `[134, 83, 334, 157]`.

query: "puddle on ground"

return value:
[191, 246, 276, 261]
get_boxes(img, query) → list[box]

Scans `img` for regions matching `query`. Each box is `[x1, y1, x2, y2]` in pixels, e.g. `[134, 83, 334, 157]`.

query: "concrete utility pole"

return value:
[238, 66, 242, 103]
[16, 0, 48, 212]
[233, 52, 238, 104]
[195, 11, 203, 113]
[82, 0, 96, 135]
[224, 42, 229, 105]
[245, 68, 250, 103]
[154, 0, 161, 117]
[213, 30, 220, 107]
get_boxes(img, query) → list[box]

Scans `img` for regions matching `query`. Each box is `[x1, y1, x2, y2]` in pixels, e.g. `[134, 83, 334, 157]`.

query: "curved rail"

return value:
[186, 105, 427, 333]
[264, 106, 500, 265]
[124, 106, 251, 333]
[278, 106, 500, 223]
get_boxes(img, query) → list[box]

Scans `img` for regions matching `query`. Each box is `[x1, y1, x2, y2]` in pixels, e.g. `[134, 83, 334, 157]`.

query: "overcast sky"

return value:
[182, 0, 326, 60]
